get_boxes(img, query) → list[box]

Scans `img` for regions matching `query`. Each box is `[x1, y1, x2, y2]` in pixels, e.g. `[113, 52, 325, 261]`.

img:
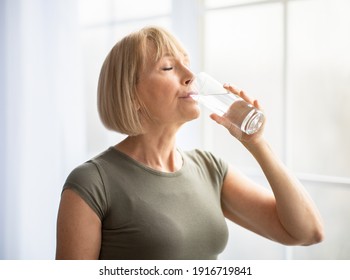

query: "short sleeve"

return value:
[184, 149, 229, 191]
[203, 151, 228, 181]
[63, 161, 108, 220]
[199, 150, 229, 187]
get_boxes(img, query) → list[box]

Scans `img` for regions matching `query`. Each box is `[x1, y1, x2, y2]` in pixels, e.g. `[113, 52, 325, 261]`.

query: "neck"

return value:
[115, 131, 182, 173]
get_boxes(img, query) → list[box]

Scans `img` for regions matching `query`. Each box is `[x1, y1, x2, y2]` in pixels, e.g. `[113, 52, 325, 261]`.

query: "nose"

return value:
[184, 68, 195, 86]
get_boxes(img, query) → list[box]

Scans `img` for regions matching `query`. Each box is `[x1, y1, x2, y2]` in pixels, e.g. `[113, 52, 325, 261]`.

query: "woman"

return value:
[56, 26, 324, 260]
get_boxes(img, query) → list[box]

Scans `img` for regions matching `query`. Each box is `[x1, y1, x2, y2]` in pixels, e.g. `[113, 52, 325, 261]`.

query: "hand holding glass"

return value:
[193, 72, 264, 135]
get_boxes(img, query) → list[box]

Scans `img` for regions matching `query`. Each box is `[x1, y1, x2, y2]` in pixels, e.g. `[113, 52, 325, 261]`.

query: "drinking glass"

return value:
[193, 72, 264, 135]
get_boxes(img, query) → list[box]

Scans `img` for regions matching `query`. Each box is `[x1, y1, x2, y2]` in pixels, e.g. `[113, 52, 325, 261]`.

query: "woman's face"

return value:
[136, 44, 200, 128]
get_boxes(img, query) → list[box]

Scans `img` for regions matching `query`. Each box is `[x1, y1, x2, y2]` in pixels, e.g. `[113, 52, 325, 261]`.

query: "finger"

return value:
[239, 90, 255, 105]
[210, 113, 243, 140]
[253, 99, 265, 112]
[209, 113, 227, 126]
[224, 85, 257, 106]
[223, 83, 241, 95]
[254, 99, 261, 109]
[210, 113, 235, 131]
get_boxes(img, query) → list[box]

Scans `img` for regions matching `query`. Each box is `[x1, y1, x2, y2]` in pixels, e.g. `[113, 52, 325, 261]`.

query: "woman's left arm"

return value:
[246, 138, 323, 245]
[213, 85, 324, 246]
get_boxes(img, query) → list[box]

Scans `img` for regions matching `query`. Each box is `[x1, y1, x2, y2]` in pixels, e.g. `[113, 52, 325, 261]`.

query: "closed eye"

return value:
[162, 67, 173, 71]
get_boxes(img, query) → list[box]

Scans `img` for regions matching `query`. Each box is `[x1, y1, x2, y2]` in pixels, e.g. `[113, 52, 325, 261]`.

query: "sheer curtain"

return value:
[1, 0, 86, 259]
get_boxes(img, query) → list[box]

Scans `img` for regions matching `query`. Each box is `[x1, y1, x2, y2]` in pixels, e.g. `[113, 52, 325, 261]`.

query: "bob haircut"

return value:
[97, 26, 188, 135]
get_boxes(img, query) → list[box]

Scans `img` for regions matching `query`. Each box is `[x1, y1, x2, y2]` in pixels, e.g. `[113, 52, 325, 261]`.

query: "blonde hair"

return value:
[97, 26, 187, 135]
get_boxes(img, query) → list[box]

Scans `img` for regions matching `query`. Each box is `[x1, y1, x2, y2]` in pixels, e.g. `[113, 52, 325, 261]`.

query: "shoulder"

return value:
[184, 149, 227, 166]
[65, 147, 118, 185]
[63, 150, 114, 220]
[183, 149, 228, 178]
[65, 161, 102, 186]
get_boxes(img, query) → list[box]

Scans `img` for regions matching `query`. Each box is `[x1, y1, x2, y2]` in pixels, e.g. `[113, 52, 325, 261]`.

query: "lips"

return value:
[180, 91, 198, 98]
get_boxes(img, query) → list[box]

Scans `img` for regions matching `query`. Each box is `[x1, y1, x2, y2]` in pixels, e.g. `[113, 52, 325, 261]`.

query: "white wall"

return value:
[0, 0, 6, 258]
[1, 0, 86, 259]
[1, 0, 350, 260]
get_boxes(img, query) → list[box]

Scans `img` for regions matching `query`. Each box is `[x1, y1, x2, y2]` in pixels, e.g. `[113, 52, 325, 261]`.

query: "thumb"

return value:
[209, 113, 226, 125]
[210, 113, 243, 139]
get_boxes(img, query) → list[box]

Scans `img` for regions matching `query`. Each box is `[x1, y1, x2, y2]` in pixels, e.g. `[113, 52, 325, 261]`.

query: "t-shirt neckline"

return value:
[108, 146, 186, 178]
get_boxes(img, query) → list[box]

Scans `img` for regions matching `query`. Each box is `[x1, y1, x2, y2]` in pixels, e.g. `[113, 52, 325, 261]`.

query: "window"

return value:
[78, 0, 350, 259]
[202, 0, 350, 259]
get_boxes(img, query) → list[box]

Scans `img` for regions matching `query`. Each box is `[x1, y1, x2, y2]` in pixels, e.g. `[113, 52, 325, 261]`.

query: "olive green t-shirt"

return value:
[63, 147, 229, 260]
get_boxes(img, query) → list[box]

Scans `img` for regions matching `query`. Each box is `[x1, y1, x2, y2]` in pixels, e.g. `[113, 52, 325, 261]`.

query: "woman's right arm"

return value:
[56, 189, 102, 260]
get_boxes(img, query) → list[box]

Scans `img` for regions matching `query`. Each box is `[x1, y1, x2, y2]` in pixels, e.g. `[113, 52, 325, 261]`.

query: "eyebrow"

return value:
[161, 53, 190, 63]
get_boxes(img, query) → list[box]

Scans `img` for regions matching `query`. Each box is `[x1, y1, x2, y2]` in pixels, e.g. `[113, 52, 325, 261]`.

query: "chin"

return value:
[187, 107, 201, 121]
